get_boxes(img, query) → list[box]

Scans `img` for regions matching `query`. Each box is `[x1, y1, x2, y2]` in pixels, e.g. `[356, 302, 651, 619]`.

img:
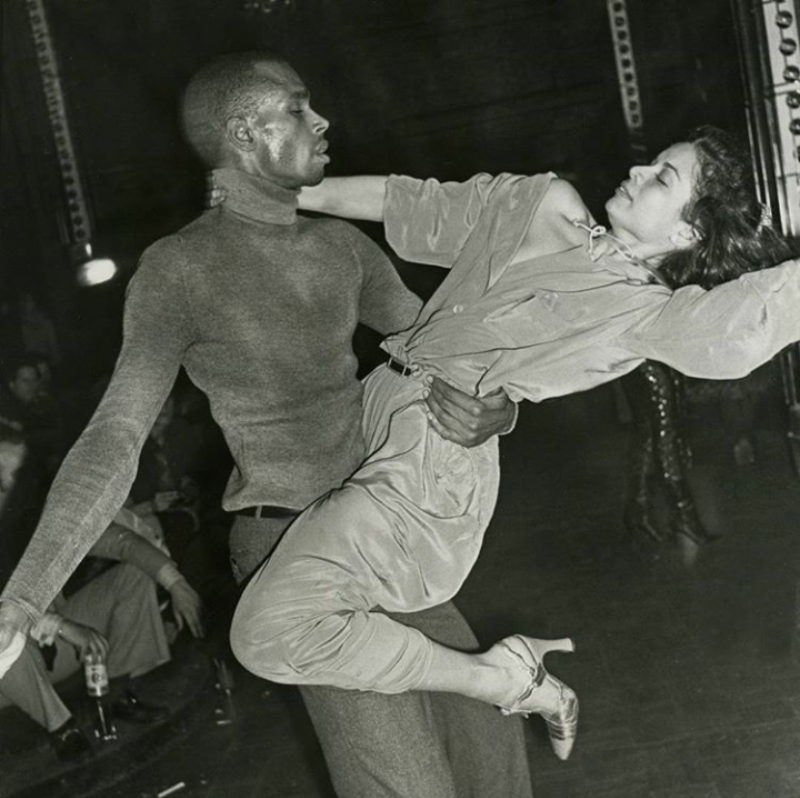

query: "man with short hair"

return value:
[0, 52, 530, 797]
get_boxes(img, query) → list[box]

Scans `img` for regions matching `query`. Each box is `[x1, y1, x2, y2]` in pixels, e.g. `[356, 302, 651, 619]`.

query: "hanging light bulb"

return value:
[72, 243, 118, 287]
[76, 258, 118, 287]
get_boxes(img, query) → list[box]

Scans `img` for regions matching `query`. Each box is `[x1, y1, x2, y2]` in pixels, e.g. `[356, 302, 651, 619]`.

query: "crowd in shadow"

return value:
[0, 348, 234, 763]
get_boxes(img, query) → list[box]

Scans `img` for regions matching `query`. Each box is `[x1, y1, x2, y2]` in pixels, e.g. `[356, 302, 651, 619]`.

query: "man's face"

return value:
[9, 366, 39, 405]
[245, 63, 330, 189]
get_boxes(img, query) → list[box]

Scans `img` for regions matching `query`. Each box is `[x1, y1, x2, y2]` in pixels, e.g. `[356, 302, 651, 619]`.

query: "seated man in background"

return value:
[128, 385, 223, 565]
[0, 513, 204, 761]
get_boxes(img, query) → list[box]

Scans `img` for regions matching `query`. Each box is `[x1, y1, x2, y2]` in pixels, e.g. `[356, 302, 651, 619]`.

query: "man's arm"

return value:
[0, 239, 192, 668]
[50, 618, 109, 663]
[90, 523, 204, 638]
[621, 259, 800, 378]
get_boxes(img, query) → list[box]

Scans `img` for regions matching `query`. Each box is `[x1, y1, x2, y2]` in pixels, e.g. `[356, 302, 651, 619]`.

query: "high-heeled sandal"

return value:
[496, 635, 579, 761]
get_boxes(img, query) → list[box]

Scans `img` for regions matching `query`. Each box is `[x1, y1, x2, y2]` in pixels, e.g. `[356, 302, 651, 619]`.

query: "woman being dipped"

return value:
[231, 127, 796, 760]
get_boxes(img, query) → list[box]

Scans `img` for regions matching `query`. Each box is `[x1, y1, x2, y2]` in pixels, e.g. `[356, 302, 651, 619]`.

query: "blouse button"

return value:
[453, 304, 464, 314]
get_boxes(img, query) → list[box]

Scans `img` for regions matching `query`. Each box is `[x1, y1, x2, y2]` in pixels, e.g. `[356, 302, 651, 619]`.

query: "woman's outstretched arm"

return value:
[299, 177, 388, 221]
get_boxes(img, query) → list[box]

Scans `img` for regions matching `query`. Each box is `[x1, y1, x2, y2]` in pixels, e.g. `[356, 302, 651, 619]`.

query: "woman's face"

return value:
[605, 142, 700, 260]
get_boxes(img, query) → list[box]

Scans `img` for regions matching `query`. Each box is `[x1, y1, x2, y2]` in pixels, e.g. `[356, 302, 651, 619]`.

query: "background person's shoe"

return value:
[49, 718, 93, 762]
[111, 689, 169, 725]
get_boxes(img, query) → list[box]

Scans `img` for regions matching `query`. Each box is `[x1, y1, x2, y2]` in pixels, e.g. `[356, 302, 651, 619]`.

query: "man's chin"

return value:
[279, 163, 326, 190]
[305, 166, 326, 187]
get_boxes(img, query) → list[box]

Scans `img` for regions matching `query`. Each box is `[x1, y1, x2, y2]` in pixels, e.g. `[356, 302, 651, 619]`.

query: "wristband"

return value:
[0, 597, 38, 626]
[30, 612, 62, 646]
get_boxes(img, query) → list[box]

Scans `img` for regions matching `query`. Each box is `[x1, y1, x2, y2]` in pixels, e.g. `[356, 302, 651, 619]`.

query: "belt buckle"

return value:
[389, 357, 414, 377]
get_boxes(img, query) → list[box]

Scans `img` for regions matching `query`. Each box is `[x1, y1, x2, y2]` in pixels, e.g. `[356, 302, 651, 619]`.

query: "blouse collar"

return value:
[572, 220, 668, 286]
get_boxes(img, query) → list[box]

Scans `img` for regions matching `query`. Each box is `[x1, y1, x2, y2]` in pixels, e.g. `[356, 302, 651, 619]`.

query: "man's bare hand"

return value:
[425, 377, 515, 447]
[58, 620, 109, 663]
[169, 578, 205, 639]
[205, 172, 227, 209]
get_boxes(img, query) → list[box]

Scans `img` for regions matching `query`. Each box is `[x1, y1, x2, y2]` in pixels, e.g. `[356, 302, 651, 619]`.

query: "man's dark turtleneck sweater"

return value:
[4, 167, 421, 619]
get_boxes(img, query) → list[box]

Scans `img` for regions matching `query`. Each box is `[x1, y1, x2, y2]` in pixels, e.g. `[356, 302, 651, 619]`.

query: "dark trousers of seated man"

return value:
[230, 514, 533, 798]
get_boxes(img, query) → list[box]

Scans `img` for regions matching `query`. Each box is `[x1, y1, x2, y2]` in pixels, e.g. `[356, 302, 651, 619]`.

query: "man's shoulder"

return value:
[136, 213, 222, 279]
[298, 213, 358, 235]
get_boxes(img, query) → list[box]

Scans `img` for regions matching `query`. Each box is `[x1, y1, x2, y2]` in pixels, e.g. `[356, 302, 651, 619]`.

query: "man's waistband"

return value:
[235, 505, 299, 519]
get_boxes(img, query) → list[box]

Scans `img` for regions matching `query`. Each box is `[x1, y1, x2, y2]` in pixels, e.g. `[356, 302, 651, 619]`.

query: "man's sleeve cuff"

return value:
[499, 401, 519, 436]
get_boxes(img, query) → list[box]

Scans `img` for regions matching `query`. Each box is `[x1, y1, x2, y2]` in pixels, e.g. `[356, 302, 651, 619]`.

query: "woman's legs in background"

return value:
[622, 361, 714, 546]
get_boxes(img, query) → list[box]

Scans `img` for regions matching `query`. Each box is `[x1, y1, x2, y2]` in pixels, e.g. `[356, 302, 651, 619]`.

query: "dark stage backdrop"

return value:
[0, 0, 745, 382]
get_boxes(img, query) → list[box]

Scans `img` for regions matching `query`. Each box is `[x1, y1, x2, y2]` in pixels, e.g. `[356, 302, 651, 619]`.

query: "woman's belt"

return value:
[386, 357, 419, 378]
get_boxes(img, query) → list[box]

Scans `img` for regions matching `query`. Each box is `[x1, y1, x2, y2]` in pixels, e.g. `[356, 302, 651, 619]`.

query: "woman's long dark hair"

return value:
[658, 126, 791, 290]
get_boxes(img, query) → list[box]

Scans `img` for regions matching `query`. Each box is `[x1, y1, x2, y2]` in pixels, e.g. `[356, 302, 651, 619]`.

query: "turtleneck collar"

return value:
[212, 168, 300, 226]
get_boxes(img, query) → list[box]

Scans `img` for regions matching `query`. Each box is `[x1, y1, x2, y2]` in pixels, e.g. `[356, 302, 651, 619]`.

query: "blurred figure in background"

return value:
[0, 429, 26, 519]
[128, 392, 201, 560]
[0, 353, 66, 476]
[19, 293, 60, 373]
[622, 361, 715, 549]
[684, 362, 778, 467]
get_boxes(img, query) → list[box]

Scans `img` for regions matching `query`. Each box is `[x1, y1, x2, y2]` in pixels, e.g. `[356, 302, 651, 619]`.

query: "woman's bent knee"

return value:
[229, 592, 301, 683]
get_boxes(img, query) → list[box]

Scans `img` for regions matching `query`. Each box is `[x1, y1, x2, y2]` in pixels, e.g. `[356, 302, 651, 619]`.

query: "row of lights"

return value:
[606, 0, 648, 163]
[25, 0, 90, 245]
[775, 7, 800, 134]
[761, 0, 800, 237]
[24, 0, 117, 286]
[768, 4, 800, 151]
[242, 0, 292, 14]
[607, 0, 642, 132]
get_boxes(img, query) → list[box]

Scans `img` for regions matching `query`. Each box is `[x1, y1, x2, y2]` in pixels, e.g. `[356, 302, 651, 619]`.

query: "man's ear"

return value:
[226, 117, 255, 152]
[669, 221, 699, 250]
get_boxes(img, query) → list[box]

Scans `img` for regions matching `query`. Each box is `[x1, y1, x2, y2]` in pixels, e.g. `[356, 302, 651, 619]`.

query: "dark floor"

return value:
[4, 381, 800, 797]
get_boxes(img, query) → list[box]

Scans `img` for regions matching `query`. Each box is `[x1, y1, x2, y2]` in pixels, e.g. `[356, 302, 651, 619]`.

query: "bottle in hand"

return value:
[84, 654, 117, 741]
